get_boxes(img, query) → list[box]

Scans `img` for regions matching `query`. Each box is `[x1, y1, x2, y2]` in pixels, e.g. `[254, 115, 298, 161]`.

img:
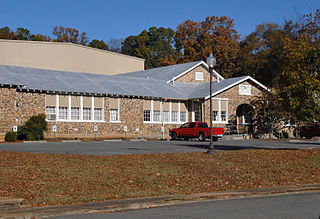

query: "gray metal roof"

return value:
[118, 61, 203, 82]
[0, 65, 251, 100]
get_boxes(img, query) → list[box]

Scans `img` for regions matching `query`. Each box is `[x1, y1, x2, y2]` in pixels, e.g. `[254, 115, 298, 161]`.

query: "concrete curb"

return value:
[0, 198, 24, 210]
[22, 141, 47, 143]
[222, 136, 244, 140]
[1, 184, 320, 218]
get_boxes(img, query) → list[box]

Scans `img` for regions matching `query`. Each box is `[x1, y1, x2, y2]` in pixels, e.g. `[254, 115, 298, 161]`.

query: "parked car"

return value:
[299, 125, 320, 139]
[169, 122, 224, 141]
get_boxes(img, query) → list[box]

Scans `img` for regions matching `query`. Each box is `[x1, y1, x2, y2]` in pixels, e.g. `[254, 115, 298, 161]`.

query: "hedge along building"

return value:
[0, 60, 267, 140]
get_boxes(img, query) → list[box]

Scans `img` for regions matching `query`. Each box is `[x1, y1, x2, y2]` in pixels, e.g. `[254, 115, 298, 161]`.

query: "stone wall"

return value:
[202, 81, 264, 128]
[0, 87, 17, 139]
[175, 65, 217, 83]
[0, 88, 184, 140]
[16, 91, 46, 125]
[0, 88, 47, 140]
[43, 96, 183, 139]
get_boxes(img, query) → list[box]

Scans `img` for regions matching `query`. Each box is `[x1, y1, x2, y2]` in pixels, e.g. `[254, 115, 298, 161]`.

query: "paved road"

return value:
[50, 192, 320, 219]
[0, 139, 319, 155]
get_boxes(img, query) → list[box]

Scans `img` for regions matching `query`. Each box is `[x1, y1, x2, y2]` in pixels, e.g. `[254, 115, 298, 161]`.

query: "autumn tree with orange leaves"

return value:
[173, 16, 240, 78]
[52, 26, 88, 45]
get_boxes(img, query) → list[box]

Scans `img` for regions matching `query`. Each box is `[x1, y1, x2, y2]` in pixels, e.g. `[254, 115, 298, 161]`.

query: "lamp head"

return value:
[206, 53, 216, 69]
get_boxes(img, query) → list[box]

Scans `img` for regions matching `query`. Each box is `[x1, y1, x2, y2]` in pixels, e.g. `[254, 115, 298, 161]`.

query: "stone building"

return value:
[0, 60, 267, 141]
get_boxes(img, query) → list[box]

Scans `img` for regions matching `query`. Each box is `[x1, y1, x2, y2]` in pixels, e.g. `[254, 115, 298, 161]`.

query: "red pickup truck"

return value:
[169, 122, 224, 141]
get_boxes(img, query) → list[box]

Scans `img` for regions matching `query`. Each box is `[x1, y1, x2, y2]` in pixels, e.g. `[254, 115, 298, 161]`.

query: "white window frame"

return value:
[71, 107, 80, 120]
[163, 111, 170, 123]
[94, 108, 103, 121]
[221, 111, 227, 122]
[46, 106, 56, 121]
[192, 101, 200, 122]
[195, 71, 204, 81]
[143, 110, 151, 122]
[59, 107, 68, 120]
[110, 109, 120, 122]
[239, 85, 252, 95]
[213, 110, 219, 121]
[83, 108, 91, 120]
[171, 111, 179, 122]
[45, 95, 105, 123]
[144, 100, 187, 124]
[153, 110, 161, 122]
[180, 111, 187, 122]
[109, 98, 120, 123]
[212, 98, 229, 124]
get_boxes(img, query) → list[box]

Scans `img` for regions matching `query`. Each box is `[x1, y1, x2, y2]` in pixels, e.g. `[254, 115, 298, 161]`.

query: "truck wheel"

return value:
[198, 132, 205, 141]
[171, 132, 177, 140]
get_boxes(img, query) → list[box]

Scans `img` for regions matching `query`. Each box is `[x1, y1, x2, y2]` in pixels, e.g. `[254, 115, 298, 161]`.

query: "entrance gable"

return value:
[175, 65, 215, 83]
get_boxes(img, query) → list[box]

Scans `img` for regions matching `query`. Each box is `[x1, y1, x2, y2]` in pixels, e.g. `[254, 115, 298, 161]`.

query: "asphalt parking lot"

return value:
[0, 139, 319, 155]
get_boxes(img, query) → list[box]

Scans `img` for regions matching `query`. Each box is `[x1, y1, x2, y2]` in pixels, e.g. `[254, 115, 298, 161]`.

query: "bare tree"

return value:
[108, 38, 123, 53]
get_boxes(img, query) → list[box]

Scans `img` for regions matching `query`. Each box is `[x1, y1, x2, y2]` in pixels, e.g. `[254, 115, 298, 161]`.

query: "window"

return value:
[110, 109, 119, 122]
[198, 123, 208, 128]
[180, 123, 188, 128]
[83, 108, 91, 120]
[71, 107, 80, 120]
[46, 107, 56, 120]
[239, 85, 252, 95]
[94, 108, 103, 121]
[195, 72, 204, 81]
[243, 114, 252, 124]
[163, 111, 170, 122]
[46, 95, 105, 122]
[221, 111, 227, 122]
[194, 111, 200, 122]
[144, 110, 151, 122]
[59, 107, 68, 120]
[180, 112, 187, 122]
[193, 101, 200, 122]
[153, 110, 160, 122]
[213, 111, 219, 121]
[172, 111, 178, 122]
[188, 123, 196, 128]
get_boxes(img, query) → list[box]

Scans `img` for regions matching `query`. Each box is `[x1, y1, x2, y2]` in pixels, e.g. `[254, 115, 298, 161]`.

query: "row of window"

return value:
[47, 107, 228, 123]
[45, 95, 229, 124]
[46, 107, 103, 121]
[143, 110, 187, 123]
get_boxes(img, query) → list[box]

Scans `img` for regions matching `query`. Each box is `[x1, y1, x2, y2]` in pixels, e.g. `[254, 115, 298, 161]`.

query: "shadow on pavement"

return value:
[290, 141, 320, 145]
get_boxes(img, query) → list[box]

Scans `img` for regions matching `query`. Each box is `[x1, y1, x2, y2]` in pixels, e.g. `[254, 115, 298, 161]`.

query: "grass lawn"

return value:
[0, 149, 320, 206]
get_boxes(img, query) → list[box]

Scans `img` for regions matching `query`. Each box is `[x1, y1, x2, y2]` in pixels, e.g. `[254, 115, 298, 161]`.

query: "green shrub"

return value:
[17, 114, 48, 141]
[5, 131, 17, 142]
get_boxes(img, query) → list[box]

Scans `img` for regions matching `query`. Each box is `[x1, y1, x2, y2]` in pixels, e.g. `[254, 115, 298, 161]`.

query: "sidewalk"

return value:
[1, 184, 320, 218]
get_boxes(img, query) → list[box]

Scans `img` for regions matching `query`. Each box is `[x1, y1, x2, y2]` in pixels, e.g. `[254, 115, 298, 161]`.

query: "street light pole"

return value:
[206, 53, 216, 154]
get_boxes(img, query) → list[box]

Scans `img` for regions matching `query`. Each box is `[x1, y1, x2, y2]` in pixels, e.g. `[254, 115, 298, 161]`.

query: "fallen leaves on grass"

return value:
[0, 149, 320, 206]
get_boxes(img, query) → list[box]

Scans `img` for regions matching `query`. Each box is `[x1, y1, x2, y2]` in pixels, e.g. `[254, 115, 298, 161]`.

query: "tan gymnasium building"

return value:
[0, 39, 267, 141]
